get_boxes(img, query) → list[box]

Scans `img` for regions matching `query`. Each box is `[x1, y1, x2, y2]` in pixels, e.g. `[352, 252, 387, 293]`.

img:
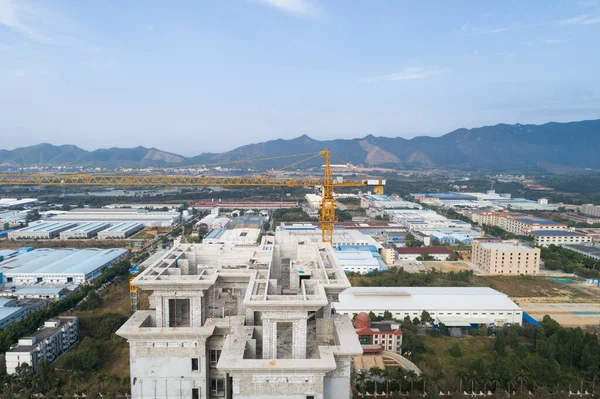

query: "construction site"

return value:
[119, 232, 362, 399]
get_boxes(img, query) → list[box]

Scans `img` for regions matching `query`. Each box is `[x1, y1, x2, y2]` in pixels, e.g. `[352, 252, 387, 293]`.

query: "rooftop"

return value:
[530, 230, 583, 237]
[0, 248, 127, 276]
[477, 242, 536, 251]
[336, 287, 522, 312]
[16, 221, 76, 233]
[60, 222, 110, 233]
[511, 216, 563, 226]
[0, 306, 24, 320]
[8, 317, 77, 353]
[99, 222, 144, 233]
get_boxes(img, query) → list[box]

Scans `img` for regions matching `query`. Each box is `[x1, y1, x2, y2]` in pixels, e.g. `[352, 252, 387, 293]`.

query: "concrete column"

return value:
[322, 301, 332, 320]
[155, 296, 164, 327]
[262, 320, 277, 359]
[192, 296, 203, 327]
[292, 318, 307, 359]
[162, 297, 170, 327]
[245, 308, 254, 326]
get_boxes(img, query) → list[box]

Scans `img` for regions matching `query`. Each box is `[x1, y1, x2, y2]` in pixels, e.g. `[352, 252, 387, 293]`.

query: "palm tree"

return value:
[97, 374, 106, 393]
[370, 366, 384, 393]
[391, 367, 405, 392]
[456, 370, 467, 393]
[405, 370, 419, 392]
[382, 367, 393, 393]
[516, 369, 531, 393]
[355, 371, 368, 394]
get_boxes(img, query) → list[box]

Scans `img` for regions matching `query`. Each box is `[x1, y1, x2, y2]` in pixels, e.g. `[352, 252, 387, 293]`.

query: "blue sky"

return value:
[1, 0, 599, 155]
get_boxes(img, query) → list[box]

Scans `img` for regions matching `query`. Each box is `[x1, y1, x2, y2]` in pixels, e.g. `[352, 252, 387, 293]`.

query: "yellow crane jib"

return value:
[0, 149, 386, 244]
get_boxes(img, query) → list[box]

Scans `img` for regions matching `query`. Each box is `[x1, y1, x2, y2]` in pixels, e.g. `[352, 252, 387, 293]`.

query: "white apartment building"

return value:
[582, 204, 600, 218]
[6, 317, 79, 374]
[117, 234, 362, 399]
[472, 240, 540, 275]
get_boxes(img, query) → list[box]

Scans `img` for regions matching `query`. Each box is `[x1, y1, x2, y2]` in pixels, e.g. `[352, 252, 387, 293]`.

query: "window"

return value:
[359, 335, 372, 345]
[36, 277, 43, 283]
[192, 388, 199, 399]
[191, 358, 199, 371]
[168, 299, 190, 327]
[209, 349, 221, 367]
[211, 378, 225, 396]
[67, 277, 73, 283]
[307, 396, 315, 399]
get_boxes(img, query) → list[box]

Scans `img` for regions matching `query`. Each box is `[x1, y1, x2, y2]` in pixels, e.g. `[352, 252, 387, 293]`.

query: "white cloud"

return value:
[361, 67, 444, 83]
[250, 0, 319, 17]
[559, 14, 600, 25]
[0, 0, 51, 43]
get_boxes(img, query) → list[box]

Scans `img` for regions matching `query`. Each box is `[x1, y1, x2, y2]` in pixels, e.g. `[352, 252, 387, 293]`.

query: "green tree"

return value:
[25, 209, 41, 223]
[449, 343, 462, 358]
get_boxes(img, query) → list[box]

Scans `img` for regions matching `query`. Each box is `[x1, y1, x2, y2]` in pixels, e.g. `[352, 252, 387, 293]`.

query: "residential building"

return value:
[6, 317, 79, 374]
[380, 243, 396, 266]
[335, 287, 523, 327]
[395, 246, 453, 261]
[472, 240, 540, 275]
[500, 215, 567, 235]
[353, 312, 402, 354]
[530, 230, 592, 247]
[582, 204, 600, 218]
[117, 234, 362, 399]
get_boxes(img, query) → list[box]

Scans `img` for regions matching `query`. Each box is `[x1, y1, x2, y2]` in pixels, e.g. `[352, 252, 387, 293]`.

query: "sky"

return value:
[1, 0, 599, 155]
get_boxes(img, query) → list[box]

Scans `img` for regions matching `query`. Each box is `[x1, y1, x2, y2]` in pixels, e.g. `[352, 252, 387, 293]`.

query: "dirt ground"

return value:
[422, 261, 473, 272]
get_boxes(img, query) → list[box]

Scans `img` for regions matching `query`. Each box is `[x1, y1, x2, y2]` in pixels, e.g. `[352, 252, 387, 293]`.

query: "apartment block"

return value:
[472, 240, 540, 275]
[6, 317, 79, 374]
[582, 204, 600, 218]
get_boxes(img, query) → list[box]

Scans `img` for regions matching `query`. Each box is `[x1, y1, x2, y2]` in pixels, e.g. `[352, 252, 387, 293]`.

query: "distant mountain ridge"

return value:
[1, 119, 600, 172]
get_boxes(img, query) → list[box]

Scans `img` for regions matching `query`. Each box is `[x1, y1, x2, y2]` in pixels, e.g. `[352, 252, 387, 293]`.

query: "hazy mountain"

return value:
[1, 119, 599, 172]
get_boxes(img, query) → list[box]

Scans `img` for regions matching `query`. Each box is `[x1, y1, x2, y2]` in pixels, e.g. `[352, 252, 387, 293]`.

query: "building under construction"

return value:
[117, 231, 361, 399]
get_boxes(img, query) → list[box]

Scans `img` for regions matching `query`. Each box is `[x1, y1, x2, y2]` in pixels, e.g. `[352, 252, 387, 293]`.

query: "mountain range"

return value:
[1, 119, 599, 172]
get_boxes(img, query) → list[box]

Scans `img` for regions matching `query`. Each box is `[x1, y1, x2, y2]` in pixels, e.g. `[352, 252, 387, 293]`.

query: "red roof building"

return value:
[353, 312, 403, 354]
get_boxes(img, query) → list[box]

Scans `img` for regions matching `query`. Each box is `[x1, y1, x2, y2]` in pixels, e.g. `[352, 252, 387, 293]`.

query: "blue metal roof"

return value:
[513, 217, 561, 225]
[530, 230, 584, 236]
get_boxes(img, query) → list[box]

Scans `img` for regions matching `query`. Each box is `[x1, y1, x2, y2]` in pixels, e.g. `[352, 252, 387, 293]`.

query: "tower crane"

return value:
[0, 150, 385, 244]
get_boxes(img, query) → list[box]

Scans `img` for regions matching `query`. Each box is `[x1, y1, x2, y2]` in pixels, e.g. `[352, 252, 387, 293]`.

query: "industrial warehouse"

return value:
[334, 287, 523, 327]
[48, 208, 180, 227]
[59, 222, 111, 239]
[96, 222, 144, 239]
[8, 222, 78, 240]
[0, 248, 128, 285]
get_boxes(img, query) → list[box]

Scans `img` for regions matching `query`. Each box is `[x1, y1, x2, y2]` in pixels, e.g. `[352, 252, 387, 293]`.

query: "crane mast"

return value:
[0, 149, 385, 245]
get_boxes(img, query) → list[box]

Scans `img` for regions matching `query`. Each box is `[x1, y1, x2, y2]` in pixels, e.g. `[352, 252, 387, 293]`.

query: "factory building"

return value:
[48, 208, 180, 227]
[334, 249, 384, 274]
[335, 287, 523, 327]
[59, 222, 111, 239]
[117, 234, 362, 399]
[530, 230, 592, 247]
[0, 198, 39, 208]
[8, 222, 78, 240]
[472, 240, 540, 275]
[6, 317, 79, 374]
[193, 200, 299, 210]
[562, 245, 600, 261]
[0, 302, 29, 330]
[96, 222, 144, 239]
[0, 248, 128, 285]
[359, 194, 422, 210]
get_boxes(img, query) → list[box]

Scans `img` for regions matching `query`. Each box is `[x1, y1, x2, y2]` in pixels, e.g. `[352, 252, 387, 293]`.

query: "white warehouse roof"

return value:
[0, 248, 127, 276]
[335, 287, 521, 312]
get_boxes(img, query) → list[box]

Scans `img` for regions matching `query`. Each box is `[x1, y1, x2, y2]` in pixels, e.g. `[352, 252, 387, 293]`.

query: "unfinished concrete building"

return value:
[117, 233, 361, 399]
